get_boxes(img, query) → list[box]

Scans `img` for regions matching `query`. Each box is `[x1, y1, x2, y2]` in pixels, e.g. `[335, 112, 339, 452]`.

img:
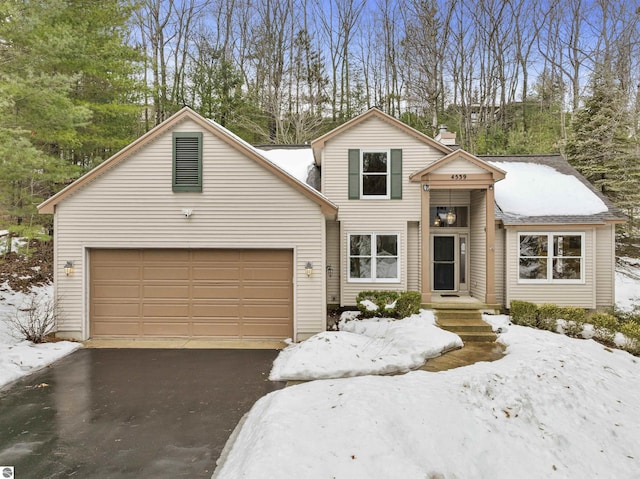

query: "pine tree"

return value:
[565, 65, 640, 239]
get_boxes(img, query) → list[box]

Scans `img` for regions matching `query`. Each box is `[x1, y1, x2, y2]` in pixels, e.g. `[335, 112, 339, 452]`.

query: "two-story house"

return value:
[38, 107, 625, 342]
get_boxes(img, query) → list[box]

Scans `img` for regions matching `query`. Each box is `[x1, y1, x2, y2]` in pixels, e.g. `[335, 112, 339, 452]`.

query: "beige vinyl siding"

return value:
[494, 225, 506, 306]
[54, 118, 326, 341]
[322, 116, 444, 305]
[505, 226, 596, 308]
[430, 190, 470, 205]
[595, 224, 615, 308]
[322, 115, 443, 220]
[326, 220, 340, 304]
[407, 221, 420, 291]
[469, 190, 486, 300]
[435, 158, 488, 175]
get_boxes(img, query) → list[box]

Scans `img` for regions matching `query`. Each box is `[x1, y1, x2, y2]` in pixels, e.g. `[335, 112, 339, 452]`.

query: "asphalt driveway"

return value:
[0, 348, 285, 478]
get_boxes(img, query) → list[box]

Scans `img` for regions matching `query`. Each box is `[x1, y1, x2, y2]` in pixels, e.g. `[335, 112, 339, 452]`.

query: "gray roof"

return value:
[480, 154, 626, 225]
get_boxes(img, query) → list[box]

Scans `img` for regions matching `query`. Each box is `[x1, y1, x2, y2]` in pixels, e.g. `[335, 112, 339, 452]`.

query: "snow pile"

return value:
[490, 161, 608, 216]
[616, 257, 640, 311]
[0, 283, 81, 389]
[269, 311, 462, 381]
[216, 316, 640, 478]
[255, 148, 315, 184]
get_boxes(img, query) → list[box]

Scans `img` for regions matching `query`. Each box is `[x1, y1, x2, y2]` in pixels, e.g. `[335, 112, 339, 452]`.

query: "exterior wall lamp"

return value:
[305, 262, 313, 277]
[64, 260, 74, 276]
[326, 264, 333, 278]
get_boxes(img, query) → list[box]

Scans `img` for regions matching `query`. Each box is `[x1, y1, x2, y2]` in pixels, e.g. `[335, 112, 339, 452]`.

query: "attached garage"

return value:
[90, 249, 293, 339]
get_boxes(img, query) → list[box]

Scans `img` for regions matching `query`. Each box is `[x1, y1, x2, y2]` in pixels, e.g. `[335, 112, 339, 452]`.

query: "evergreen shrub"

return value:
[509, 300, 538, 327]
[537, 303, 561, 331]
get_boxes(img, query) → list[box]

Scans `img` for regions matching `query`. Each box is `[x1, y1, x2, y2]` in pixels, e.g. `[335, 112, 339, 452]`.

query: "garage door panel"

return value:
[143, 249, 190, 262]
[192, 284, 241, 299]
[93, 302, 140, 317]
[142, 303, 190, 318]
[242, 284, 290, 300]
[92, 321, 141, 336]
[191, 303, 240, 317]
[143, 284, 190, 299]
[192, 249, 241, 262]
[242, 304, 290, 318]
[90, 248, 292, 339]
[192, 321, 242, 337]
[143, 266, 190, 280]
[243, 268, 291, 281]
[142, 321, 191, 336]
[92, 283, 140, 299]
[92, 266, 141, 281]
[192, 266, 241, 280]
[243, 322, 292, 338]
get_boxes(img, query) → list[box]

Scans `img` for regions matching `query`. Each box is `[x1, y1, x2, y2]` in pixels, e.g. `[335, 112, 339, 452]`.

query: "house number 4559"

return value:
[451, 174, 467, 180]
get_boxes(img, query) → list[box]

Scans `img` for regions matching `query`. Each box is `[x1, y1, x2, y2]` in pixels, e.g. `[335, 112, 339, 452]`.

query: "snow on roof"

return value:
[255, 147, 315, 184]
[490, 161, 608, 216]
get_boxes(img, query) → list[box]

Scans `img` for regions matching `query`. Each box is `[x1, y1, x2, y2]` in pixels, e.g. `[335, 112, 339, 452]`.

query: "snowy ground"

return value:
[270, 310, 462, 381]
[616, 257, 640, 311]
[216, 264, 640, 478]
[0, 283, 81, 389]
[215, 314, 640, 478]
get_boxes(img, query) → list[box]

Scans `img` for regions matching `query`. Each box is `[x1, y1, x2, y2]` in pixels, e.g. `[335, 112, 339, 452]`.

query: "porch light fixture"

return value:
[64, 260, 74, 276]
[305, 262, 313, 277]
[433, 214, 441, 227]
[326, 264, 333, 278]
[446, 189, 457, 225]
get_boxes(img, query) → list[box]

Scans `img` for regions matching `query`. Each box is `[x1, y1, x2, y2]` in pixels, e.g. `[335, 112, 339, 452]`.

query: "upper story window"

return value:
[362, 151, 389, 197]
[173, 132, 203, 192]
[348, 148, 402, 200]
[518, 233, 584, 283]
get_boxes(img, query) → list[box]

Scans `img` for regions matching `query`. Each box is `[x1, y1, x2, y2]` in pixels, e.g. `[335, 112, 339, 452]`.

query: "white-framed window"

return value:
[361, 150, 390, 198]
[518, 232, 585, 283]
[348, 233, 399, 281]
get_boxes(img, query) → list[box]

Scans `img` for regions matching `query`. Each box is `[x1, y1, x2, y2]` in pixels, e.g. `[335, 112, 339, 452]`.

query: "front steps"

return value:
[432, 307, 497, 343]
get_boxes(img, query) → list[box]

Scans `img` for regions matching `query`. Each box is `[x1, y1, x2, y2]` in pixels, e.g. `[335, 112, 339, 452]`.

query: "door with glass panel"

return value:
[432, 234, 468, 292]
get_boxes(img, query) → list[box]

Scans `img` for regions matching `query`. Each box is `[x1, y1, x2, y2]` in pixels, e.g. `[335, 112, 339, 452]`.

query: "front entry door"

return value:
[432, 234, 468, 292]
[433, 235, 455, 290]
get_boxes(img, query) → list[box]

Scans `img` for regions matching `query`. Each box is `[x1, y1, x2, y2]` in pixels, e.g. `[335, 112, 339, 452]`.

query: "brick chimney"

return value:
[434, 125, 456, 146]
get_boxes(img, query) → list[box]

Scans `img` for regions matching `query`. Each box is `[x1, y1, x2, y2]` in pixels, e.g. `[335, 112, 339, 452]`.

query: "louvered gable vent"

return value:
[173, 132, 203, 191]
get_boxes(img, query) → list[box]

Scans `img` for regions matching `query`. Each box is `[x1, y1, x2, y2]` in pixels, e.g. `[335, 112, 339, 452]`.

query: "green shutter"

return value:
[390, 148, 402, 199]
[173, 132, 203, 192]
[348, 149, 360, 199]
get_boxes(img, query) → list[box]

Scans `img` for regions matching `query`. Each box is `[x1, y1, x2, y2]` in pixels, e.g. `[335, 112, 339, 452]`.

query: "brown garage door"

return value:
[90, 249, 293, 339]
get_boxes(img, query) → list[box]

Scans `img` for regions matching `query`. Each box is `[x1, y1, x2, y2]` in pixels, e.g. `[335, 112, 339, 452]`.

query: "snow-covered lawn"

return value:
[0, 283, 81, 389]
[270, 310, 462, 381]
[215, 314, 640, 478]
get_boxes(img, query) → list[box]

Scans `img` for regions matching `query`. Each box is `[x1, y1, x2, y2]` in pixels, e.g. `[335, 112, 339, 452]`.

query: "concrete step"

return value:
[435, 310, 483, 321]
[435, 309, 497, 343]
[457, 332, 498, 343]
[436, 319, 493, 333]
[424, 302, 501, 312]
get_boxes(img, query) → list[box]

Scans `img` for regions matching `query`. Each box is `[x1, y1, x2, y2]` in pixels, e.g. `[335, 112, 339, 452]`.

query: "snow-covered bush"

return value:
[8, 294, 59, 343]
[394, 291, 422, 318]
[557, 307, 587, 337]
[619, 322, 640, 355]
[589, 312, 618, 344]
[355, 290, 421, 319]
